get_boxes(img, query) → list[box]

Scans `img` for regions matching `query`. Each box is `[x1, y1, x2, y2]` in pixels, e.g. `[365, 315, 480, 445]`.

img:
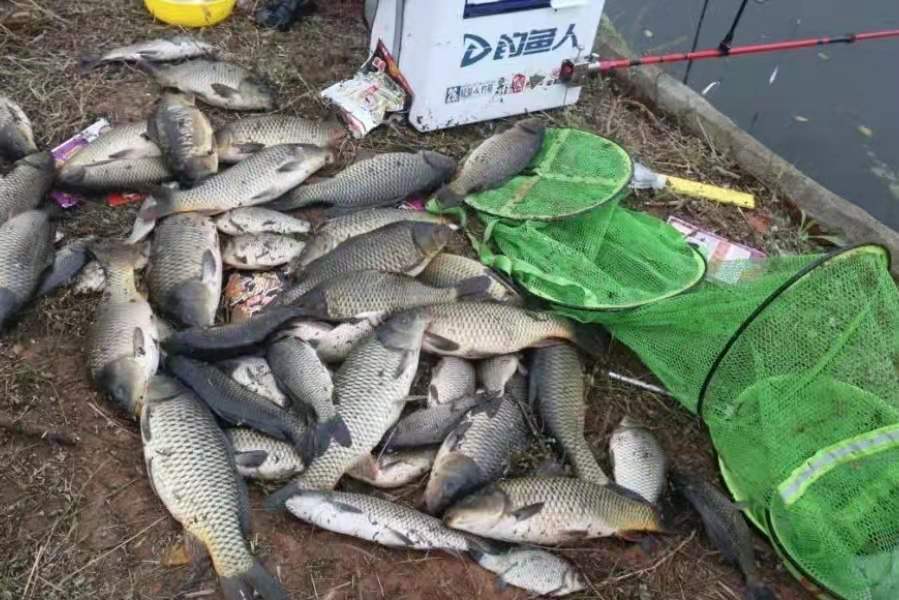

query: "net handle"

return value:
[696, 244, 891, 418]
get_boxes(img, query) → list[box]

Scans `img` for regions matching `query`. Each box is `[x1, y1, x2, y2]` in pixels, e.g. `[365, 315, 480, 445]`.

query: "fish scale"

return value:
[436, 119, 545, 205]
[226, 428, 305, 481]
[293, 270, 486, 322]
[297, 208, 448, 267]
[138, 143, 332, 222]
[417, 302, 586, 358]
[141, 377, 286, 599]
[61, 157, 173, 190]
[217, 116, 346, 163]
[0, 95, 37, 160]
[609, 417, 668, 504]
[141, 59, 274, 111]
[444, 476, 662, 544]
[62, 122, 161, 169]
[424, 376, 530, 514]
[272, 150, 456, 211]
[0, 152, 55, 225]
[266, 312, 428, 504]
[0, 210, 53, 328]
[278, 221, 451, 302]
[150, 93, 217, 184]
[82, 36, 215, 67]
[148, 213, 221, 327]
[472, 547, 586, 597]
[531, 344, 609, 485]
[418, 253, 523, 306]
[387, 393, 481, 449]
[285, 490, 473, 551]
[87, 243, 160, 417]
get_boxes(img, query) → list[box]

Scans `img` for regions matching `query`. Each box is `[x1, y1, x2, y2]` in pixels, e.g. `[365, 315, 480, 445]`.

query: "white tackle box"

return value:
[369, 0, 605, 131]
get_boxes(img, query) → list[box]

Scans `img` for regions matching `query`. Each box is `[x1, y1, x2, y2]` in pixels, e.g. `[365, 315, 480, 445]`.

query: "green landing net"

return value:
[598, 245, 899, 599]
[469, 128, 706, 311]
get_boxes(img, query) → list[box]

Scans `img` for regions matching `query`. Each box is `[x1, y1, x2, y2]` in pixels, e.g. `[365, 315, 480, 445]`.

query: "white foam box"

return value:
[370, 0, 605, 132]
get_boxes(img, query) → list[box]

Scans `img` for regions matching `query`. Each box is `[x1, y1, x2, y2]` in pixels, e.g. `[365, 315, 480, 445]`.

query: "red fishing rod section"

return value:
[561, 28, 899, 81]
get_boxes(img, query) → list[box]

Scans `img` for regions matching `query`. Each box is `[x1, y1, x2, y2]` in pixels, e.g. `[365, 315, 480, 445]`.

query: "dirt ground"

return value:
[0, 1, 827, 599]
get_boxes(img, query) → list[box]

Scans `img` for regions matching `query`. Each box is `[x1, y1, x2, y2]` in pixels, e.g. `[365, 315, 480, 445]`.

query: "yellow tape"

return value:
[666, 175, 756, 208]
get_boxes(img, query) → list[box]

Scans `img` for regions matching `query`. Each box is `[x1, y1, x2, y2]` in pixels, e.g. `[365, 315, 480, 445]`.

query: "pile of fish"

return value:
[0, 36, 776, 600]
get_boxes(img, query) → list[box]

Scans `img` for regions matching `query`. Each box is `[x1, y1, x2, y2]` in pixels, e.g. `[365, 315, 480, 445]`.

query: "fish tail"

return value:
[453, 276, 494, 302]
[298, 414, 352, 465]
[133, 58, 161, 77]
[88, 239, 144, 271]
[136, 186, 175, 222]
[78, 55, 102, 71]
[744, 581, 777, 600]
[434, 184, 466, 207]
[220, 560, 288, 600]
[571, 323, 610, 358]
[463, 534, 508, 557]
[264, 480, 302, 511]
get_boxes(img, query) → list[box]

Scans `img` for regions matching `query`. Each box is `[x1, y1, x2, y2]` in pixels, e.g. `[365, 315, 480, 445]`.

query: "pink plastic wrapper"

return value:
[50, 119, 146, 208]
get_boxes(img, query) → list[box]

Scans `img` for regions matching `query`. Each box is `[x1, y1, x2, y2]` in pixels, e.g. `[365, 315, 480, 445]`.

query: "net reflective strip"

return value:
[778, 423, 899, 507]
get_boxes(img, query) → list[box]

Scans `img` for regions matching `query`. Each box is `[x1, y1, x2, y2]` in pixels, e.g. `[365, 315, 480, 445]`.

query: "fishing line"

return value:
[683, 0, 712, 84]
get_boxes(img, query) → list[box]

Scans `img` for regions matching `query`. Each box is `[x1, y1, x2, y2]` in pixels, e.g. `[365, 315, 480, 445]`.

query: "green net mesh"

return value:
[465, 128, 634, 220]
[591, 253, 819, 410]
[476, 197, 707, 311]
[697, 245, 899, 599]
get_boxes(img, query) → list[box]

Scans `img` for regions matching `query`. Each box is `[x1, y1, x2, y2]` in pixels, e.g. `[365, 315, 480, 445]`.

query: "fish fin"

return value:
[428, 384, 439, 404]
[250, 187, 278, 202]
[236, 472, 253, 537]
[78, 55, 102, 71]
[211, 82, 240, 99]
[235, 142, 266, 155]
[510, 502, 544, 521]
[234, 450, 269, 468]
[605, 482, 653, 504]
[321, 199, 403, 217]
[618, 529, 655, 543]
[200, 249, 218, 284]
[133, 58, 161, 77]
[571, 324, 610, 358]
[182, 530, 210, 567]
[132, 327, 147, 358]
[276, 160, 308, 173]
[299, 415, 351, 465]
[453, 276, 493, 302]
[108, 147, 152, 160]
[220, 561, 288, 600]
[434, 184, 466, 207]
[463, 535, 508, 556]
[745, 582, 777, 600]
[331, 500, 365, 514]
[388, 528, 415, 546]
[559, 529, 591, 541]
[424, 332, 461, 353]
[88, 240, 144, 271]
[145, 117, 160, 145]
[395, 349, 416, 378]
[137, 187, 175, 222]
[265, 480, 301, 511]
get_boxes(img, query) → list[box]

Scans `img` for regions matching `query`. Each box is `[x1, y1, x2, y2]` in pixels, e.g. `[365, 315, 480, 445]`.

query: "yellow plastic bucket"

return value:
[145, 0, 236, 28]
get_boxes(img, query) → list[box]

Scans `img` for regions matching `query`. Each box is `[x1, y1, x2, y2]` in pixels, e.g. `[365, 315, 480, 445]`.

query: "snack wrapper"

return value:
[321, 40, 412, 138]
[668, 216, 766, 284]
[224, 272, 284, 323]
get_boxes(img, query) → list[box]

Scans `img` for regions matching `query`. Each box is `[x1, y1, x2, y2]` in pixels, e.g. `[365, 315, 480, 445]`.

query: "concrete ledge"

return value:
[597, 19, 899, 275]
